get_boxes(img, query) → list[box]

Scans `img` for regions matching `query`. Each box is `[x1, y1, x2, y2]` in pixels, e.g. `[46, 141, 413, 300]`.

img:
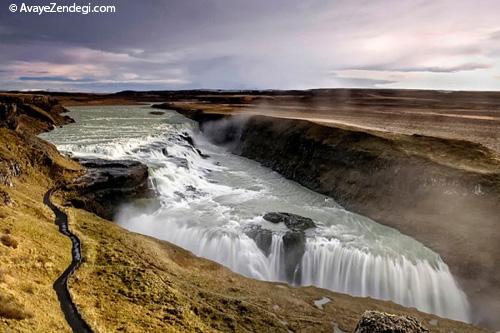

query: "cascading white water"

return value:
[301, 238, 468, 320]
[41, 105, 471, 322]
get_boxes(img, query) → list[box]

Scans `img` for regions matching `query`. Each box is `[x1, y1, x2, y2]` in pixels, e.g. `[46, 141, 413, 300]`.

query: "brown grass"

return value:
[0, 128, 77, 332]
[0, 268, 8, 283]
[0, 293, 33, 320]
[1, 234, 18, 248]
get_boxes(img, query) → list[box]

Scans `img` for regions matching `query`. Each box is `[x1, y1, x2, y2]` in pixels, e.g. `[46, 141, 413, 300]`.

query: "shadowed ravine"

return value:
[44, 189, 93, 333]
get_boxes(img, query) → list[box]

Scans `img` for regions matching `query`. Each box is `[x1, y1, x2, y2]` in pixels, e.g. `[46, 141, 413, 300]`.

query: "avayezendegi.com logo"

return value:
[8, 2, 116, 15]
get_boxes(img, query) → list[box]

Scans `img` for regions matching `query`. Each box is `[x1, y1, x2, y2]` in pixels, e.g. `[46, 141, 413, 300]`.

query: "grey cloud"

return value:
[412, 63, 492, 73]
[334, 77, 396, 87]
[329, 73, 396, 87]
[490, 30, 500, 40]
[18, 76, 94, 82]
[346, 63, 492, 73]
[1, 0, 500, 91]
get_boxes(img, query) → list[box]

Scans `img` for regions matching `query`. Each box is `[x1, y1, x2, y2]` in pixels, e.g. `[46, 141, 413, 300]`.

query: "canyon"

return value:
[1, 90, 498, 332]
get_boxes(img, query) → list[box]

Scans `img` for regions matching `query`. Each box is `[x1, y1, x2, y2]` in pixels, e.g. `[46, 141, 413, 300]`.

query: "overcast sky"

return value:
[1, 0, 500, 92]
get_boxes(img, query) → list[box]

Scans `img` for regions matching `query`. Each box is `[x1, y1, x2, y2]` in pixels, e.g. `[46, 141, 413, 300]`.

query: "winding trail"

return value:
[44, 188, 93, 333]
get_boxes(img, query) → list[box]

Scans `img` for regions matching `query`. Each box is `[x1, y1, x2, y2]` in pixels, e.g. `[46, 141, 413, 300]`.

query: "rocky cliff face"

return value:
[0, 94, 83, 209]
[0, 94, 74, 134]
[0, 93, 77, 201]
[66, 158, 151, 220]
[174, 109, 500, 329]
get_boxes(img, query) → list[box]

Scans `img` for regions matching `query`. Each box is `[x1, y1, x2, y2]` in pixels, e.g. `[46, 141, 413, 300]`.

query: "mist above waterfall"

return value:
[199, 115, 249, 151]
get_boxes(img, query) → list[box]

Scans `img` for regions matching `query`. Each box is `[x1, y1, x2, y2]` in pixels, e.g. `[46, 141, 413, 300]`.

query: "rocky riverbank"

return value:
[165, 103, 500, 330]
[65, 158, 151, 220]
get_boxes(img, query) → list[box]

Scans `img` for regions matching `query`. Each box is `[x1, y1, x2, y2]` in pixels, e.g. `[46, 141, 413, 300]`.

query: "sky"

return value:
[1, 0, 500, 92]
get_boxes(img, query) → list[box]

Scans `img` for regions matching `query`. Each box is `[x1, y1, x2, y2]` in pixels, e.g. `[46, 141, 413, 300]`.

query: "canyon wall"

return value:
[174, 107, 500, 329]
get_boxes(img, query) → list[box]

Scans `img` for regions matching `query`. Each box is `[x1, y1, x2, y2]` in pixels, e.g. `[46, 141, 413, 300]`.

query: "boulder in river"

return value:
[178, 132, 209, 158]
[282, 231, 306, 284]
[246, 212, 317, 284]
[66, 158, 150, 220]
[180, 132, 195, 147]
[244, 225, 273, 257]
[149, 111, 165, 115]
[263, 212, 316, 231]
[354, 311, 429, 333]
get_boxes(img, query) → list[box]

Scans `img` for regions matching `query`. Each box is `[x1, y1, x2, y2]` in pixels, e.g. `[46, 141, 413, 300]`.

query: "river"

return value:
[41, 105, 470, 322]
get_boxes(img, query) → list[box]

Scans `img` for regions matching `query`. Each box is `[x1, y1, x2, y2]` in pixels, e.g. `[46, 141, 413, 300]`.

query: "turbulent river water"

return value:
[42, 105, 470, 322]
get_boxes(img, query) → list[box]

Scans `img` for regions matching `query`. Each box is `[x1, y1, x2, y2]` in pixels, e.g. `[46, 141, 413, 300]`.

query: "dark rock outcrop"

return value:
[66, 158, 150, 220]
[263, 212, 316, 231]
[263, 212, 317, 283]
[246, 212, 317, 284]
[177, 132, 209, 158]
[149, 111, 165, 115]
[1, 95, 82, 193]
[0, 103, 19, 130]
[281, 231, 305, 284]
[244, 225, 273, 257]
[0, 190, 12, 206]
[180, 133, 195, 147]
[0, 160, 21, 188]
[354, 311, 429, 333]
[0, 94, 74, 134]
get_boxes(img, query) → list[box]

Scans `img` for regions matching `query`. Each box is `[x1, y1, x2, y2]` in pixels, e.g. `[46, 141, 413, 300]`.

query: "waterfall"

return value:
[43, 105, 472, 323]
[301, 237, 469, 321]
[119, 209, 470, 322]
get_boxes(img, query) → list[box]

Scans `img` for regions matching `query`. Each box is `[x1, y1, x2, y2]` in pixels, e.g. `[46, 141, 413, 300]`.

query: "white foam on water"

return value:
[41, 105, 471, 322]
